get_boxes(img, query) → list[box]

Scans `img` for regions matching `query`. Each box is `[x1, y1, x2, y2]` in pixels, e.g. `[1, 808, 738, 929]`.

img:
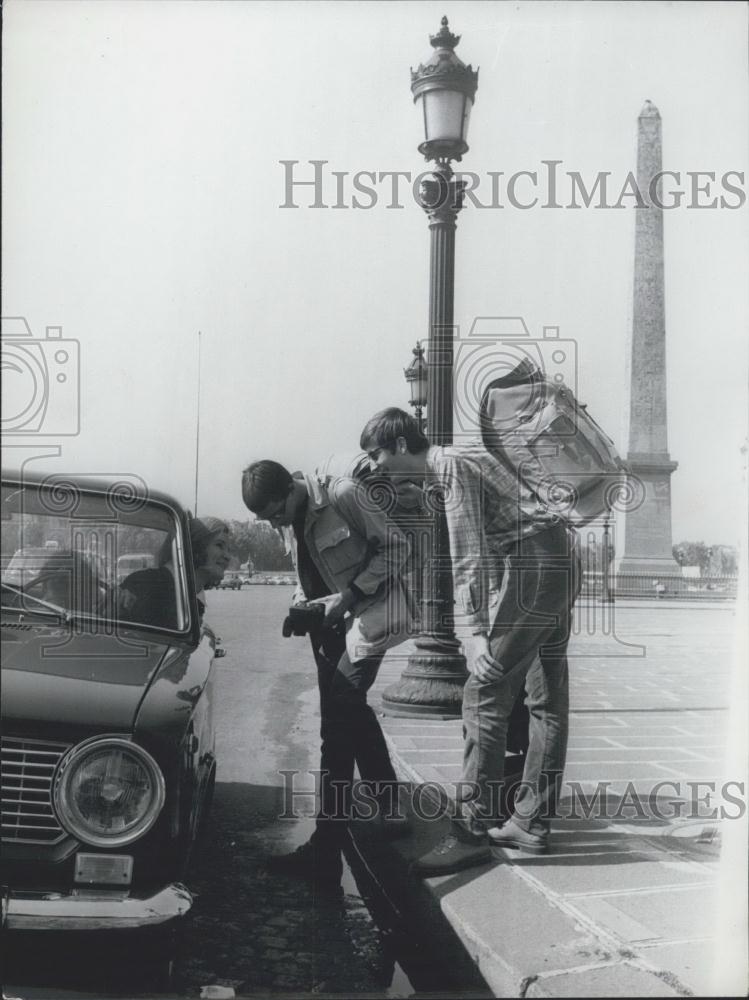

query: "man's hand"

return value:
[310, 589, 356, 626]
[463, 633, 505, 684]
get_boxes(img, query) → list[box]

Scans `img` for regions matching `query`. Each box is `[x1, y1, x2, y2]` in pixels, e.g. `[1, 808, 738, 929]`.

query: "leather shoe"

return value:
[410, 828, 491, 877]
[267, 841, 343, 898]
[487, 819, 548, 855]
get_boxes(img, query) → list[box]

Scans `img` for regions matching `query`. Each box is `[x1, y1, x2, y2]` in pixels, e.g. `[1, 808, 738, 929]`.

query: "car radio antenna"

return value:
[194, 330, 202, 517]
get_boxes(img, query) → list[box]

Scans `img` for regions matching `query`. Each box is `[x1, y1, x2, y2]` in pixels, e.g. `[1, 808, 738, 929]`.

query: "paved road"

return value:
[177, 586, 403, 996]
[5, 587, 408, 998]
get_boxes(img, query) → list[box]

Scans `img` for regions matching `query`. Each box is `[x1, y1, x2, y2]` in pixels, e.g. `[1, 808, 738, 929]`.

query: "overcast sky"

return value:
[3, 0, 748, 546]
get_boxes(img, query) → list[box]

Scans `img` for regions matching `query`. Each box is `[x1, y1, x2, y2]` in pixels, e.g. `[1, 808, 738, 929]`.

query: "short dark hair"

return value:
[360, 407, 430, 455]
[241, 460, 293, 514]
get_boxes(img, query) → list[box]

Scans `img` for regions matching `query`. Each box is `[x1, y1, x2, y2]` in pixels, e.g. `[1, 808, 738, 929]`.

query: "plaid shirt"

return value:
[426, 442, 559, 633]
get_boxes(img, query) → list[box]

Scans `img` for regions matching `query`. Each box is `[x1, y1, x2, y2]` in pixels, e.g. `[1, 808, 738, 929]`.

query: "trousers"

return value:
[309, 627, 393, 851]
[460, 522, 581, 835]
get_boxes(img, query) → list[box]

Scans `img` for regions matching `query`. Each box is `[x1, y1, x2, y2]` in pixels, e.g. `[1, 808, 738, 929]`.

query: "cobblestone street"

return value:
[177, 784, 400, 996]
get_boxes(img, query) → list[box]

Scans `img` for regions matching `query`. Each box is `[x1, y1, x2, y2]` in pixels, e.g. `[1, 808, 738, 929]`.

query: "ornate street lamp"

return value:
[382, 17, 478, 718]
[411, 16, 478, 163]
[404, 341, 427, 431]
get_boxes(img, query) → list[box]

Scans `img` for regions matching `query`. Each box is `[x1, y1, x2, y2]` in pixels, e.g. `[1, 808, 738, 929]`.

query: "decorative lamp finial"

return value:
[430, 16, 461, 50]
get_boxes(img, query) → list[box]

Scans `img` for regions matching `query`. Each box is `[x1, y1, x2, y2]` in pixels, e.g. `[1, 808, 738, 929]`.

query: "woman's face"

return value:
[199, 534, 231, 586]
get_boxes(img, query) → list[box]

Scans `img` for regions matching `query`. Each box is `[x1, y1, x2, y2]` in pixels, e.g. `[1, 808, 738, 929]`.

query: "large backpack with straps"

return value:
[479, 358, 627, 526]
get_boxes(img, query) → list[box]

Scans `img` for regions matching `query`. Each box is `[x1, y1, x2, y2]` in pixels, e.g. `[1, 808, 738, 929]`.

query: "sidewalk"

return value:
[355, 600, 746, 998]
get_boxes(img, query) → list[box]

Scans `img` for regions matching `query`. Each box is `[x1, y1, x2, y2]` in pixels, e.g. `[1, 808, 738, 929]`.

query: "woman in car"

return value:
[119, 516, 231, 628]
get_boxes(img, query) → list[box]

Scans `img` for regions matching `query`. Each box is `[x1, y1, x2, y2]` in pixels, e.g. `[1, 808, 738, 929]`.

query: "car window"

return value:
[1, 482, 191, 632]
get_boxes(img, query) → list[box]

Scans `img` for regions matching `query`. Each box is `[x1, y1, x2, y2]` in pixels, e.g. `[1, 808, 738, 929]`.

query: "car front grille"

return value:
[1, 736, 71, 845]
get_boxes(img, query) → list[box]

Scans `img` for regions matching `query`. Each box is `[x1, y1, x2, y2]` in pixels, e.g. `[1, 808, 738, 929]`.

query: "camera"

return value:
[454, 317, 578, 438]
[1, 317, 80, 436]
[281, 601, 326, 638]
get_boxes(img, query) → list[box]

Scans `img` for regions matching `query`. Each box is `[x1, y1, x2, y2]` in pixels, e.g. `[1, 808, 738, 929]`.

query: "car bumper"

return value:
[2, 883, 193, 931]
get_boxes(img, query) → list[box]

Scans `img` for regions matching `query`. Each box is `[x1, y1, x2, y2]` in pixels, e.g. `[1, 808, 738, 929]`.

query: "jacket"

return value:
[288, 471, 411, 661]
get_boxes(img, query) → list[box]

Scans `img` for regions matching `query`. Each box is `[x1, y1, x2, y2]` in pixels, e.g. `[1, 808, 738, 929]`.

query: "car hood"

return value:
[1, 625, 172, 732]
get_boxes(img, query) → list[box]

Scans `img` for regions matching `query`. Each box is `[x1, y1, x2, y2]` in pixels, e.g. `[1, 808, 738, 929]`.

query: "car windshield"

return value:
[1, 481, 191, 632]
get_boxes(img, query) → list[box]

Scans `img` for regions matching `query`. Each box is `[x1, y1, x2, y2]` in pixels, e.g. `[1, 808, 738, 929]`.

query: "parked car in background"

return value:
[1, 470, 223, 963]
[217, 570, 244, 590]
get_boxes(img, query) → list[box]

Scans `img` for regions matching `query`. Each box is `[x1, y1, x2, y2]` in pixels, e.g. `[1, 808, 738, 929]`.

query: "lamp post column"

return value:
[382, 165, 467, 717]
[423, 165, 459, 444]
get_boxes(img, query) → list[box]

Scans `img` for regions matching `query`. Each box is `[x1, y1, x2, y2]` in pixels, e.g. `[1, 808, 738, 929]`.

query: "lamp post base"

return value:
[382, 636, 467, 719]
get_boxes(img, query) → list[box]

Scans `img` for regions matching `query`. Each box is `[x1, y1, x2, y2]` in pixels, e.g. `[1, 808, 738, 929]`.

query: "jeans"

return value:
[309, 628, 393, 852]
[460, 522, 581, 836]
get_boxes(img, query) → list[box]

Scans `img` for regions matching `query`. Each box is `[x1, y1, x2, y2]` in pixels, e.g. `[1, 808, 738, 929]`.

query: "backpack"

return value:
[479, 358, 627, 526]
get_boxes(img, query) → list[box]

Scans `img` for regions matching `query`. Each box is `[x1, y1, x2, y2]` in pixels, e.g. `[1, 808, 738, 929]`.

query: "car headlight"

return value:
[53, 737, 165, 847]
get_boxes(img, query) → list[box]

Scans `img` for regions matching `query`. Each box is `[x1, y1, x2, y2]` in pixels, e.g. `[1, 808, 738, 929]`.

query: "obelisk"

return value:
[617, 101, 679, 575]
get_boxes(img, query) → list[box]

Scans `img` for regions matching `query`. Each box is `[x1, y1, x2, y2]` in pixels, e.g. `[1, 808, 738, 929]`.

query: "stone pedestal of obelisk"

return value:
[617, 101, 679, 576]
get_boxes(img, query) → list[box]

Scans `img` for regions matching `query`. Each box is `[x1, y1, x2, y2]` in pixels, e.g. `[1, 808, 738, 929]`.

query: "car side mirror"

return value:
[215, 646, 227, 659]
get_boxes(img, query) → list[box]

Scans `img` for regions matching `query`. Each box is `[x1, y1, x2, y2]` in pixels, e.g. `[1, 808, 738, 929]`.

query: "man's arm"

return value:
[435, 452, 505, 681]
[437, 454, 504, 684]
[433, 451, 490, 635]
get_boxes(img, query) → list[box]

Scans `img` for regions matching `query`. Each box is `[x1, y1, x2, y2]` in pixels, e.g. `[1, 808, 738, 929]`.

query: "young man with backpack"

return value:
[359, 407, 582, 874]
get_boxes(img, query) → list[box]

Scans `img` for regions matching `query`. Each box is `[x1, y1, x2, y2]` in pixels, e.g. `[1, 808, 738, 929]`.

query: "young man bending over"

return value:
[359, 408, 581, 874]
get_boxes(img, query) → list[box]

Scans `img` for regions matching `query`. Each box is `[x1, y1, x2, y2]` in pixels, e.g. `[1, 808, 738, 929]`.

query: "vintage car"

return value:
[217, 570, 244, 591]
[1, 470, 223, 944]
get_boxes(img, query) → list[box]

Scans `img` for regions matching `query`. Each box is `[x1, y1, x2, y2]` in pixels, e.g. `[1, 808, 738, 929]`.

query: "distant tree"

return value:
[673, 541, 709, 572]
[224, 519, 255, 567]
[673, 541, 737, 576]
[224, 518, 292, 572]
[719, 548, 738, 576]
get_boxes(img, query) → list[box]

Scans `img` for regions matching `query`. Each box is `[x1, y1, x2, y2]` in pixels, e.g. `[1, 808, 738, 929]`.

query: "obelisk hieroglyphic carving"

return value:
[618, 101, 679, 575]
